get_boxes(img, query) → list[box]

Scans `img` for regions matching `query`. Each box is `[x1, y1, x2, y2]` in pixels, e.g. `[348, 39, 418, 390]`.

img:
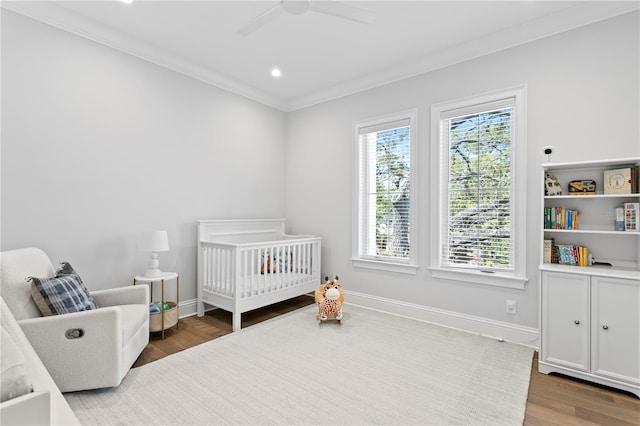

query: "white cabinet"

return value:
[591, 276, 640, 385]
[541, 272, 590, 372]
[539, 158, 640, 398]
[540, 271, 639, 397]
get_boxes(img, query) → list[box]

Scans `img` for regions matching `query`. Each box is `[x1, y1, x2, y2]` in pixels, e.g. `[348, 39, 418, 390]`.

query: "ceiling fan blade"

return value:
[309, 1, 374, 25]
[238, 2, 285, 36]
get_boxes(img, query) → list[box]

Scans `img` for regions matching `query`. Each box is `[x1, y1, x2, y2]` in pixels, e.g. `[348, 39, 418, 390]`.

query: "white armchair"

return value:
[0, 248, 149, 393]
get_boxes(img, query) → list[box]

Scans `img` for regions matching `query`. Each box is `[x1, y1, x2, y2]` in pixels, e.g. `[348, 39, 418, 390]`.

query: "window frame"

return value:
[429, 87, 528, 289]
[352, 109, 419, 274]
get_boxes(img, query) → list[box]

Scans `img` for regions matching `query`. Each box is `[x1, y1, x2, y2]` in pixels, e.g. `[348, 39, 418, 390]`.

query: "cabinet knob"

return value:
[574, 320, 580, 325]
[602, 325, 609, 330]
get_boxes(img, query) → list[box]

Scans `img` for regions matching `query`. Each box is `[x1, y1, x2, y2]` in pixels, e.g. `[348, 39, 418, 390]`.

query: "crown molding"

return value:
[1, 1, 288, 111]
[284, 1, 640, 111]
[3, 1, 638, 113]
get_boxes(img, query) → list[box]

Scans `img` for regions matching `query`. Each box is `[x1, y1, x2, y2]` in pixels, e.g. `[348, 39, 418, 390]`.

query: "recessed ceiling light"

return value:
[120, 0, 133, 4]
[271, 68, 282, 78]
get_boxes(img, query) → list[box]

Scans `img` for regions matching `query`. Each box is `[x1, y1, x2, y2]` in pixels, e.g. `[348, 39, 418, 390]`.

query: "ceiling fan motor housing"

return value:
[281, 0, 311, 15]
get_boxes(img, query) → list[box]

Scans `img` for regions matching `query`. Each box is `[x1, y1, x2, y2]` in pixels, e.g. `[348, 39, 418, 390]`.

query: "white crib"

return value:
[197, 219, 321, 331]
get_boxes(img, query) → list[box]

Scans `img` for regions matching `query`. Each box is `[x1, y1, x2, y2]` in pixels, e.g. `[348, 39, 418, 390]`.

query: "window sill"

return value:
[351, 258, 419, 275]
[429, 267, 528, 289]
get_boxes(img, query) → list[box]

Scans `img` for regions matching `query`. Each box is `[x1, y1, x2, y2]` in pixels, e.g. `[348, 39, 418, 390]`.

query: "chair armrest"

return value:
[18, 308, 124, 392]
[91, 285, 149, 307]
[18, 308, 122, 355]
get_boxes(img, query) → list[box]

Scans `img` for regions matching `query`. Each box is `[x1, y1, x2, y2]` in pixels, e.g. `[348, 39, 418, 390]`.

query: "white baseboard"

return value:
[178, 298, 199, 318]
[344, 290, 539, 349]
[179, 292, 539, 349]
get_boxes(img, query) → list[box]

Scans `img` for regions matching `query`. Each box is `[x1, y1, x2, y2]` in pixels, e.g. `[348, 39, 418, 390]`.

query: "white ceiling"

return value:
[3, 1, 639, 111]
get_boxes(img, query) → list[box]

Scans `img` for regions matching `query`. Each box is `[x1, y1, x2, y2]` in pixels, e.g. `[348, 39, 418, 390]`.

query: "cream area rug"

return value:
[65, 304, 534, 425]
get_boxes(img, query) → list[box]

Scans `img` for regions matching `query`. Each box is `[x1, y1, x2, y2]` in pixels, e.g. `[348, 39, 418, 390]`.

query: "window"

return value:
[352, 109, 418, 274]
[430, 87, 527, 288]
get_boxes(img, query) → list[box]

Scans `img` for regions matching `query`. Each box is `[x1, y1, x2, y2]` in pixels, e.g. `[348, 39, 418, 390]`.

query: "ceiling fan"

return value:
[238, 0, 374, 36]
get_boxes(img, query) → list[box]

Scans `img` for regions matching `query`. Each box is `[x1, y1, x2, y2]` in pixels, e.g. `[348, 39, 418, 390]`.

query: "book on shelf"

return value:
[603, 166, 638, 195]
[615, 206, 625, 231]
[544, 206, 579, 230]
[555, 244, 590, 266]
[625, 202, 639, 232]
[543, 239, 552, 263]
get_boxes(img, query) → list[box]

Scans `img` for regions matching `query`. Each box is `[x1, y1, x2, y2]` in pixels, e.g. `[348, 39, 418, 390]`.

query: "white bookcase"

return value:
[539, 157, 640, 397]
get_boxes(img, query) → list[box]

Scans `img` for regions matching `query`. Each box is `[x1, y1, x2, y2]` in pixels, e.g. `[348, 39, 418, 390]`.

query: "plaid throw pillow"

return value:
[29, 262, 98, 316]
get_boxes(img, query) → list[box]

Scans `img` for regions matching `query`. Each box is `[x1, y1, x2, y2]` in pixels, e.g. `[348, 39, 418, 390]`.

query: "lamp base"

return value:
[144, 252, 162, 278]
[143, 268, 163, 278]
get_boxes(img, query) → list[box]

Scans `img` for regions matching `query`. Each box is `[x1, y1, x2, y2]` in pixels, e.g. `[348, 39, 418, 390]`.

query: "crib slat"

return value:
[276, 245, 282, 289]
[223, 248, 228, 296]
[212, 247, 217, 293]
[293, 243, 300, 286]
[241, 249, 248, 298]
[227, 248, 232, 297]
[286, 243, 292, 288]
[253, 248, 259, 295]
[205, 247, 210, 291]
[282, 245, 286, 287]
[217, 247, 222, 294]
[248, 248, 254, 296]
[302, 242, 308, 276]
[214, 248, 218, 294]
[283, 244, 289, 287]
[221, 247, 227, 295]
[218, 248, 222, 295]
[259, 248, 264, 294]
[242, 248, 247, 297]
[215, 247, 220, 293]
[268, 246, 274, 292]
[238, 249, 243, 299]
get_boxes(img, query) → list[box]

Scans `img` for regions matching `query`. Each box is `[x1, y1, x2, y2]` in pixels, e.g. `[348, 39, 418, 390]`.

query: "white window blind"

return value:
[430, 86, 527, 288]
[354, 110, 417, 271]
[439, 99, 515, 272]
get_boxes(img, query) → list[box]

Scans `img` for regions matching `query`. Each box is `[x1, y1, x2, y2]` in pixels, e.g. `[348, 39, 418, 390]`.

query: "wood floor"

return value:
[133, 296, 639, 425]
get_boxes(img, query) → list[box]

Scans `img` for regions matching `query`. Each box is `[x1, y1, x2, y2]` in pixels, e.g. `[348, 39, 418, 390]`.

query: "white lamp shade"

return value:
[140, 230, 169, 252]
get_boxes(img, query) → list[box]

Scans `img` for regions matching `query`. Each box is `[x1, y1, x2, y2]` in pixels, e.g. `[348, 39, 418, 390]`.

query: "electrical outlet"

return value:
[506, 299, 516, 314]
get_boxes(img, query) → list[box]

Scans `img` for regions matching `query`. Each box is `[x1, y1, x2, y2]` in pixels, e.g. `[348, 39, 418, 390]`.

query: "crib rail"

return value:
[200, 237, 320, 300]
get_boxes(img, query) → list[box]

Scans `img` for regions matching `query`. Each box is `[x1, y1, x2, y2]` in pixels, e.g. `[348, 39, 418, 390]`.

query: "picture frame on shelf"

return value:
[603, 167, 633, 194]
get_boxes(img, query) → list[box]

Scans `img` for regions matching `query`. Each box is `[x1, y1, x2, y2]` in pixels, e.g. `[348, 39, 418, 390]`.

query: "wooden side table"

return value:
[133, 272, 179, 339]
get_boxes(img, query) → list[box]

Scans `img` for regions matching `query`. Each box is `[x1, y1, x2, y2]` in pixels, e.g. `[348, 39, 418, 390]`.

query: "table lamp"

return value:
[141, 230, 169, 278]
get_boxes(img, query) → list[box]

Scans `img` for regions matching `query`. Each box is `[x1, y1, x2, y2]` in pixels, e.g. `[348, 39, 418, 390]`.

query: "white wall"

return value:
[285, 11, 640, 331]
[1, 10, 287, 304]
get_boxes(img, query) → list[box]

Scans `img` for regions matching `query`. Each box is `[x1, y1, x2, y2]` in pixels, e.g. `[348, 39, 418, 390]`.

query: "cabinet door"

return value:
[541, 271, 590, 371]
[592, 276, 640, 385]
